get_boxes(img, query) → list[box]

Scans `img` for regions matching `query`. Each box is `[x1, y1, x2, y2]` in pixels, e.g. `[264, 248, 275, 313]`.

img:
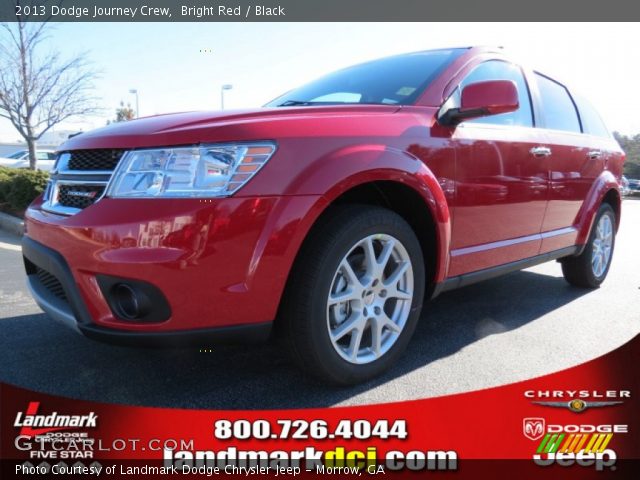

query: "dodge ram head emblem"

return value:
[523, 418, 545, 440]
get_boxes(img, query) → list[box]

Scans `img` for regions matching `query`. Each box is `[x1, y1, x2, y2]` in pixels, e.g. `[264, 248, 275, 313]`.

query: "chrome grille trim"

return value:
[53, 169, 115, 176]
[42, 150, 127, 216]
[42, 180, 109, 216]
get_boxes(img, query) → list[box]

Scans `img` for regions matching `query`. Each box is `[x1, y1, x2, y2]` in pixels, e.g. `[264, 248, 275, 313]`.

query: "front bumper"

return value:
[23, 194, 323, 344]
[23, 236, 271, 345]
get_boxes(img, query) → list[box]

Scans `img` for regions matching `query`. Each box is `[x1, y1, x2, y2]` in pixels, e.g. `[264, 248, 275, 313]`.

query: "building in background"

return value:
[0, 130, 78, 157]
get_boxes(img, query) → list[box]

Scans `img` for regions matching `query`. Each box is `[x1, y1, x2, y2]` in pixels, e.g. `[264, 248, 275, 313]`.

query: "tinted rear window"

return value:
[266, 49, 466, 107]
[535, 73, 581, 133]
[574, 95, 610, 138]
[8, 151, 27, 159]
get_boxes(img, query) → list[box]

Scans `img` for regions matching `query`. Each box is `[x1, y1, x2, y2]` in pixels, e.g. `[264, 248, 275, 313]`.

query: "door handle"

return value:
[587, 150, 602, 159]
[530, 146, 552, 157]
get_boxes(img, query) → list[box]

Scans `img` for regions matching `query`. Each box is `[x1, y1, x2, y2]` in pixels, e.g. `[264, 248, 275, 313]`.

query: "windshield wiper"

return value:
[276, 100, 317, 107]
[276, 100, 375, 107]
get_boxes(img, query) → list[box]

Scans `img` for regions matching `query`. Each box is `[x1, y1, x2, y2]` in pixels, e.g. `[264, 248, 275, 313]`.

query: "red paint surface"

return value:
[24, 47, 625, 332]
[461, 79, 519, 115]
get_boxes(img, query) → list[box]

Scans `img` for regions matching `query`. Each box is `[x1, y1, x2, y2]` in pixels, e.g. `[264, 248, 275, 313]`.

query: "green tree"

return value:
[115, 101, 135, 122]
[613, 132, 640, 178]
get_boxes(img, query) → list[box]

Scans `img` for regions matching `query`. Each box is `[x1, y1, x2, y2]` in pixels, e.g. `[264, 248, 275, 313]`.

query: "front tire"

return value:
[561, 203, 616, 288]
[280, 205, 425, 385]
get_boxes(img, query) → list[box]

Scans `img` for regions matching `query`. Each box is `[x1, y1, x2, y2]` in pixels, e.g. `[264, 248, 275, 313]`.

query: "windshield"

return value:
[8, 150, 27, 159]
[266, 49, 466, 107]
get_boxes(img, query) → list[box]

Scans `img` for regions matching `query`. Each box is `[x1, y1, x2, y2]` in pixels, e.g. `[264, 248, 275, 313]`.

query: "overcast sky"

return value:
[1, 22, 638, 143]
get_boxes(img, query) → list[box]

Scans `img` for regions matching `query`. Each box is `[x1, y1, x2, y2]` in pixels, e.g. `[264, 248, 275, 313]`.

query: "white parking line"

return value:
[0, 241, 21, 252]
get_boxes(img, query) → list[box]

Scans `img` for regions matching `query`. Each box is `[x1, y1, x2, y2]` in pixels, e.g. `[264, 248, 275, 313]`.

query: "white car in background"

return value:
[0, 149, 57, 171]
[621, 176, 630, 196]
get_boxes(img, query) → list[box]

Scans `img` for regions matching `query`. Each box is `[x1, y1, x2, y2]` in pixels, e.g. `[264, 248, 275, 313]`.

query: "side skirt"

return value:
[431, 245, 580, 298]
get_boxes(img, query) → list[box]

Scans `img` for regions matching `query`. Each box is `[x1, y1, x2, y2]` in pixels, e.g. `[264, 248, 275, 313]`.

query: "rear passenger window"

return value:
[461, 60, 533, 127]
[535, 73, 581, 133]
[574, 95, 610, 138]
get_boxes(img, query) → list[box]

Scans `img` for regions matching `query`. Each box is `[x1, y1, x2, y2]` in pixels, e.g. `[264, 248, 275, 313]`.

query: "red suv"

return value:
[23, 47, 624, 384]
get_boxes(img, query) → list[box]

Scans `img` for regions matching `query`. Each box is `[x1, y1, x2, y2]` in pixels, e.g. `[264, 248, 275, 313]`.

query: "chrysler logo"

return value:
[532, 400, 623, 413]
[523, 417, 545, 440]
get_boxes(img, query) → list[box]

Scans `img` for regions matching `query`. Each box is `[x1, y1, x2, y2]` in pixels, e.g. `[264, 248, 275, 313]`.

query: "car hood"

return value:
[59, 105, 404, 151]
[0, 158, 26, 168]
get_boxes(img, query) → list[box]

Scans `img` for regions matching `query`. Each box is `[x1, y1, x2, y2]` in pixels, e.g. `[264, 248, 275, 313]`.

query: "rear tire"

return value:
[280, 205, 425, 385]
[561, 203, 616, 288]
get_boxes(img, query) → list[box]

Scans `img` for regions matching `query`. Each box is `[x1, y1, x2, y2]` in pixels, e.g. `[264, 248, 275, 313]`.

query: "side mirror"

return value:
[440, 80, 519, 126]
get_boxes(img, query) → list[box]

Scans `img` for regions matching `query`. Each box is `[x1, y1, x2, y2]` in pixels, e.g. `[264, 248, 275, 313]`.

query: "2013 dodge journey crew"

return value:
[23, 47, 625, 384]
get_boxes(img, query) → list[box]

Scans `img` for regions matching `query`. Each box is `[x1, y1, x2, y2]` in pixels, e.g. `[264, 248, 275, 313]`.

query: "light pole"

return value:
[220, 84, 233, 110]
[129, 89, 139, 118]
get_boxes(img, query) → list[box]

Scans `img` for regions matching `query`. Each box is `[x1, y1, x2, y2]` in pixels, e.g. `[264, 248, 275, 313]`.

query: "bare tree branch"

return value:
[0, 4, 100, 168]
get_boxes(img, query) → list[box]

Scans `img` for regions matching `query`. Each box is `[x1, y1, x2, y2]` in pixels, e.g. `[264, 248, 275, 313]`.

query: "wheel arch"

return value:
[602, 188, 621, 231]
[277, 173, 450, 317]
[326, 181, 444, 294]
[575, 171, 622, 246]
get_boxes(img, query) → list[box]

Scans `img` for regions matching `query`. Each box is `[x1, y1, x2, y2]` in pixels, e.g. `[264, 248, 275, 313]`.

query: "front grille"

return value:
[44, 149, 123, 215]
[36, 267, 67, 303]
[66, 149, 125, 171]
[57, 184, 106, 210]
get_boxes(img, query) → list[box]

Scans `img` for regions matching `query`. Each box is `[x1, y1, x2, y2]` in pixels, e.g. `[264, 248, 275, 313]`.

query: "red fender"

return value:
[284, 145, 451, 283]
[574, 170, 621, 246]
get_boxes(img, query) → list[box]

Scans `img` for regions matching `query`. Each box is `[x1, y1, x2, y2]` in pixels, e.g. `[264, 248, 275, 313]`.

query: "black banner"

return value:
[2, 0, 640, 22]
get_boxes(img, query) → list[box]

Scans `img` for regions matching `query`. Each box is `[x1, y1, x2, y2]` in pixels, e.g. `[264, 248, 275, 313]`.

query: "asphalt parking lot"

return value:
[1, 200, 639, 410]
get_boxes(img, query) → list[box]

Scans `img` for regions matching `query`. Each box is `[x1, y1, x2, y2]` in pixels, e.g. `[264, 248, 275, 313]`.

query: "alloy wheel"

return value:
[591, 213, 613, 278]
[326, 234, 414, 364]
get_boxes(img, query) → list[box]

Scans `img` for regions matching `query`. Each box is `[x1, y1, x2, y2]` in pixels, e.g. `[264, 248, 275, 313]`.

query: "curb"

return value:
[0, 211, 24, 236]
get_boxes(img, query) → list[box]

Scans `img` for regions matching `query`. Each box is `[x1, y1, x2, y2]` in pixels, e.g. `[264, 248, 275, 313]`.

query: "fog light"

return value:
[112, 283, 150, 320]
[97, 275, 171, 323]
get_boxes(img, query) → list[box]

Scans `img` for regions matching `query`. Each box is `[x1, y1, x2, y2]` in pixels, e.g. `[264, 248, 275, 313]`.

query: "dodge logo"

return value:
[523, 417, 545, 441]
[67, 190, 97, 198]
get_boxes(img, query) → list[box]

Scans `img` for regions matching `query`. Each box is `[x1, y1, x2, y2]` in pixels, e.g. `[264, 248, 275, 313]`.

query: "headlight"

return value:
[107, 143, 276, 198]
